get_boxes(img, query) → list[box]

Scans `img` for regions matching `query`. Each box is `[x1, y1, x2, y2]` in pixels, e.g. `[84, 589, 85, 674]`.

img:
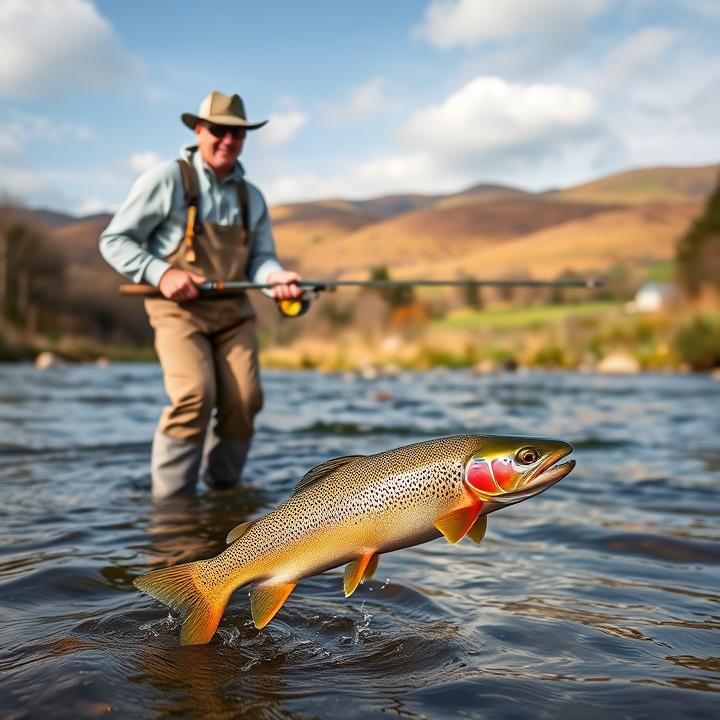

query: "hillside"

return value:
[2, 162, 715, 351]
[294, 197, 619, 276]
[548, 163, 719, 205]
[401, 202, 703, 281]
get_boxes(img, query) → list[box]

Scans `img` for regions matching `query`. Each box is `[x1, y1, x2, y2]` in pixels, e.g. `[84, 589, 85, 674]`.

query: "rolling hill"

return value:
[547, 163, 719, 205]
[2, 161, 717, 346]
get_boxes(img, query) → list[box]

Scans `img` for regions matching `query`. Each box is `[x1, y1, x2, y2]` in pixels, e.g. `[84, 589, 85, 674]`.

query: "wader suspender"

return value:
[176, 159, 250, 263]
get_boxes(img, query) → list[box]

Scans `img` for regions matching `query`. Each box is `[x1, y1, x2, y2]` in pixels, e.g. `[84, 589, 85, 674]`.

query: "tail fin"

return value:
[134, 560, 231, 645]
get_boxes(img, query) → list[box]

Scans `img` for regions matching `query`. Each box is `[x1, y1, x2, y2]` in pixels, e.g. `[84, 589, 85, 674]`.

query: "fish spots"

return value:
[222, 435, 482, 571]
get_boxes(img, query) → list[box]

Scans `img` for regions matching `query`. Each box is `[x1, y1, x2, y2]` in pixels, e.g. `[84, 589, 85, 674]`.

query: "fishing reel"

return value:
[276, 288, 320, 318]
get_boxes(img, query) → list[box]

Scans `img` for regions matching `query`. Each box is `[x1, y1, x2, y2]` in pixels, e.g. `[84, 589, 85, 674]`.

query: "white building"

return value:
[626, 282, 677, 313]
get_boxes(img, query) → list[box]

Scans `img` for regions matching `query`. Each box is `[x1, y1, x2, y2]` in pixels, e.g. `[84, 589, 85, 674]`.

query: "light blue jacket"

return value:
[98, 146, 283, 287]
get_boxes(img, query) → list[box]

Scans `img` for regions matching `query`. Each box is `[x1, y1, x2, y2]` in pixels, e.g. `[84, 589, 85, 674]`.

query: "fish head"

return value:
[464, 436, 574, 505]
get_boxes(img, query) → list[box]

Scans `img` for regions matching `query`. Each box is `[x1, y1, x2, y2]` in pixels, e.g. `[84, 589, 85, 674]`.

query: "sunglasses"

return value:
[203, 123, 246, 140]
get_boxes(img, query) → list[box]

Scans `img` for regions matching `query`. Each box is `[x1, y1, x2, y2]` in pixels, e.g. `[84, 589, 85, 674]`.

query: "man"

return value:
[99, 90, 302, 500]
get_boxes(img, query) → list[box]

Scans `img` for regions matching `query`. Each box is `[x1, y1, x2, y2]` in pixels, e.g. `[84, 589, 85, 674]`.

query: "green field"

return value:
[435, 300, 624, 330]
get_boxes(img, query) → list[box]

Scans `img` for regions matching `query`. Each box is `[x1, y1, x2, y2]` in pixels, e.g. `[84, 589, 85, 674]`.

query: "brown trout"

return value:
[134, 434, 574, 644]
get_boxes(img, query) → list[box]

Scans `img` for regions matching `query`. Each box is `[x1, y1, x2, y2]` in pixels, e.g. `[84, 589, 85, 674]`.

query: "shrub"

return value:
[675, 315, 720, 370]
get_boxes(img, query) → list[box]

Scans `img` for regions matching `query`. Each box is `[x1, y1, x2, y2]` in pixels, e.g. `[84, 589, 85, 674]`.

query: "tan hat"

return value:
[181, 91, 268, 130]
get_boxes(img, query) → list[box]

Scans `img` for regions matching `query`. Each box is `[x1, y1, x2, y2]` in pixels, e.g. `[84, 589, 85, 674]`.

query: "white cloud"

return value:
[129, 151, 165, 175]
[0, 110, 93, 158]
[321, 78, 392, 124]
[602, 27, 679, 92]
[259, 111, 308, 148]
[0, 0, 143, 99]
[415, 0, 608, 50]
[260, 76, 605, 203]
[402, 77, 599, 166]
[75, 197, 111, 216]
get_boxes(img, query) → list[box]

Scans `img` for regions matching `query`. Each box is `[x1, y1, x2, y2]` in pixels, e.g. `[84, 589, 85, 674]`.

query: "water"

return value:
[1, 365, 719, 719]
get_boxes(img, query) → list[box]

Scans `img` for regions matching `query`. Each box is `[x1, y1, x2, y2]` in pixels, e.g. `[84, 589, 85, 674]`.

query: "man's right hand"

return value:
[158, 268, 206, 302]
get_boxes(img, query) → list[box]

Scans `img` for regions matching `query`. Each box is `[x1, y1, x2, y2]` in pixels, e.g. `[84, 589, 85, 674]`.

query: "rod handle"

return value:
[119, 284, 159, 296]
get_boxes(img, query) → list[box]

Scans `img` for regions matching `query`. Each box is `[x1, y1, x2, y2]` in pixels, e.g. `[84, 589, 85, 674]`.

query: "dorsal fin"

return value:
[225, 520, 256, 545]
[293, 455, 365, 494]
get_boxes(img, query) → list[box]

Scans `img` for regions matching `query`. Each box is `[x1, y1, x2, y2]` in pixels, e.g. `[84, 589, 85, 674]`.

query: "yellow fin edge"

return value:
[250, 582, 297, 629]
[435, 503, 481, 544]
[134, 560, 230, 645]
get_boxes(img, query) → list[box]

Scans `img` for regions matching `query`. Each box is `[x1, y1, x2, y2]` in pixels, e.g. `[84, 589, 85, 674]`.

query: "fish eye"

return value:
[516, 447, 540, 465]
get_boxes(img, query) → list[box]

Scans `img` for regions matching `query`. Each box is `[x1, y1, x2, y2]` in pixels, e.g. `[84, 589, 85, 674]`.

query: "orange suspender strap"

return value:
[176, 159, 200, 263]
[176, 159, 252, 263]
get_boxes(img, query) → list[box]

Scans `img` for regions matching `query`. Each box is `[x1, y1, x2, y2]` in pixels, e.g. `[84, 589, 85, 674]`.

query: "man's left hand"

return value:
[266, 270, 303, 300]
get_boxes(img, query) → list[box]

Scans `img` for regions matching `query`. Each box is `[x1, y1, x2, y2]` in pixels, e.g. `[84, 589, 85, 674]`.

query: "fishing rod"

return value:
[120, 276, 603, 317]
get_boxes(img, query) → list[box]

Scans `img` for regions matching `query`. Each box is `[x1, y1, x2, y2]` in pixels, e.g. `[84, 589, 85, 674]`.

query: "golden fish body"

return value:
[135, 434, 574, 644]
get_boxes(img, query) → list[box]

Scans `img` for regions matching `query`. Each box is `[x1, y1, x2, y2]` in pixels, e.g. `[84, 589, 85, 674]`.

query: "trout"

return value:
[134, 434, 574, 644]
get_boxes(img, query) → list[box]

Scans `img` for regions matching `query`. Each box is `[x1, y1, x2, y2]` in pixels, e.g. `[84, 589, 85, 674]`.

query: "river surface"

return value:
[1, 364, 719, 719]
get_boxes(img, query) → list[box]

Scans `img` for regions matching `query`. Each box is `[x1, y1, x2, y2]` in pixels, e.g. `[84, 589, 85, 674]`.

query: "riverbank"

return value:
[259, 303, 720, 373]
[3, 303, 719, 373]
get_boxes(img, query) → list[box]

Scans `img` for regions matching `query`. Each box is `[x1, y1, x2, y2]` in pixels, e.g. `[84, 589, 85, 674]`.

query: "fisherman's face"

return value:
[195, 122, 245, 180]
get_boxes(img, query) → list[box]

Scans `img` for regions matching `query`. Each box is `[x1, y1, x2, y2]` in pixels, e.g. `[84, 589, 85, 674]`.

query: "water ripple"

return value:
[1, 367, 719, 719]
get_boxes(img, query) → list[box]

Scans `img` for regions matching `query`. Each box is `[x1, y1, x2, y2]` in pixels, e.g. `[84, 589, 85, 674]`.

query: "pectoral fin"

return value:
[467, 514, 488, 544]
[249, 581, 297, 629]
[435, 503, 481, 544]
[343, 552, 377, 597]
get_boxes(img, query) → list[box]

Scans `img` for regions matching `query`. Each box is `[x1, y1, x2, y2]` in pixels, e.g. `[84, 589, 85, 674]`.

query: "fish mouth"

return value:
[502, 446, 575, 503]
[526, 458, 575, 493]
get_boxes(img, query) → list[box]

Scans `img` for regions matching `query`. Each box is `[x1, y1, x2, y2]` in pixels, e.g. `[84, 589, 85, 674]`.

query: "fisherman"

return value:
[99, 90, 302, 500]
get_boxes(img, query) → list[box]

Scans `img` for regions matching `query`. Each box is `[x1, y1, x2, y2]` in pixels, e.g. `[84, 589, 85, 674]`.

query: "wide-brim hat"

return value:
[181, 91, 268, 130]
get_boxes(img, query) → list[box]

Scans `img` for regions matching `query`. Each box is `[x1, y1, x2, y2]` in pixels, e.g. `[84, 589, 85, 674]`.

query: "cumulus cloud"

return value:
[0, 0, 143, 99]
[402, 77, 599, 167]
[129, 151, 165, 175]
[260, 77, 605, 203]
[321, 78, 392, 124]
[415, 0, 607, 50]
[602, 27, 679, 92]
[258, 111, 308, 148]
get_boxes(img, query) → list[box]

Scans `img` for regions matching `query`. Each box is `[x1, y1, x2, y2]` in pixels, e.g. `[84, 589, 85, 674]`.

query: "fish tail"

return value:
[134, 559, 231, 645]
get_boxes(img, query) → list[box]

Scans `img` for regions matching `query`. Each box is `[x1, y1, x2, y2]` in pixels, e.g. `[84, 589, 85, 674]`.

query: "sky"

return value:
[0, 0, 718, 216]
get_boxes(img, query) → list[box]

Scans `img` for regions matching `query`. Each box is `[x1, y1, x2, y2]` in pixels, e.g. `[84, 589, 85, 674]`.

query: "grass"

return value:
[434, 300, 624, 330]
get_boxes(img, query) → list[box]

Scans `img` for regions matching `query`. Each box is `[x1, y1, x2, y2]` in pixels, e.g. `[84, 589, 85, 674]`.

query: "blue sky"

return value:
[0, 0, 718, 215]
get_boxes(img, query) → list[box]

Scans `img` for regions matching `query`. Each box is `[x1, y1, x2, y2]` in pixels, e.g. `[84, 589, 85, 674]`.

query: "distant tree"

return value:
[550, 269, 584, 305]
[369, 265, 414, 307]
[0, 217, 65, 330]
[596, 262, 635, 301]
[457, 271, 483, 309]
[676, 170, 720, 297]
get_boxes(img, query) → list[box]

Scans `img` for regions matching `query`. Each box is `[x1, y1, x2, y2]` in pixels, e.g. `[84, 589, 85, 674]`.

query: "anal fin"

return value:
[343, 552, 377, 597]
[435, 502, 481, 544]
[249, 581, 297, 629]
[467, 513, 488, 544]
[363, 553, 379, 582]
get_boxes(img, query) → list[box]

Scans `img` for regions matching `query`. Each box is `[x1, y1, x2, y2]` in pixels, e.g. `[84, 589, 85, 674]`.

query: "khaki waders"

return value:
[145, 159, 263, 499]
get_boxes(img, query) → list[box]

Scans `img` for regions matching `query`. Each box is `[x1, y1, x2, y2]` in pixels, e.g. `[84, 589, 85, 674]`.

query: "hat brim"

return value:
[181, 113, 268, 131]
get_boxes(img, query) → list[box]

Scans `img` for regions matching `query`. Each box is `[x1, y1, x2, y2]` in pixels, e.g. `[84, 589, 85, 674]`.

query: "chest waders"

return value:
[145, 159, 263, 499]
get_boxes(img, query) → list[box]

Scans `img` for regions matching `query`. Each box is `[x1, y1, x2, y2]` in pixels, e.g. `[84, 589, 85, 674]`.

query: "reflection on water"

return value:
[1, 365, 719, 719]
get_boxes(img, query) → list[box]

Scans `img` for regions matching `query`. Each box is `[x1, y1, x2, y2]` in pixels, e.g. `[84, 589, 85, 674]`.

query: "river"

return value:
[1, 365, 719, 719]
